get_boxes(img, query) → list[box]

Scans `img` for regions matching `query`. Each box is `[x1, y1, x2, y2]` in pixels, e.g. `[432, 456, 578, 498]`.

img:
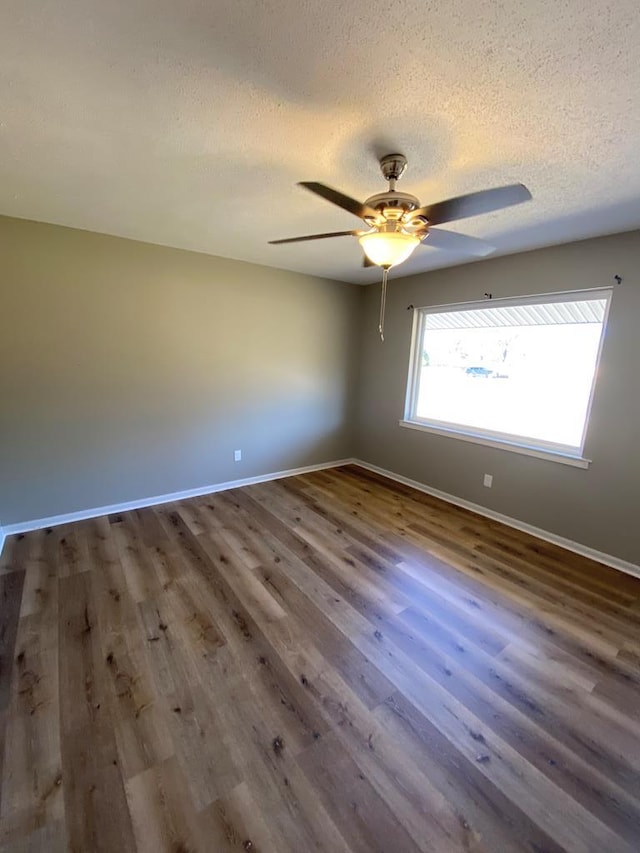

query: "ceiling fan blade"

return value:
[425, 228, 495, 257]
[299, 182, 379, 221]
[269, 230, 361, 245]
[412, 183, 531, 226]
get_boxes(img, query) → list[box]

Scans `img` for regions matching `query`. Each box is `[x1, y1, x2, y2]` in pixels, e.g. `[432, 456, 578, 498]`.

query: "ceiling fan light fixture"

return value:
[358, 231, 421, 268]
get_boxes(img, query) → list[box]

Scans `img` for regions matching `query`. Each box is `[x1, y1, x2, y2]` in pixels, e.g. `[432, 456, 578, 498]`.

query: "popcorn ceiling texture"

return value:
[1, 0, 639, 283]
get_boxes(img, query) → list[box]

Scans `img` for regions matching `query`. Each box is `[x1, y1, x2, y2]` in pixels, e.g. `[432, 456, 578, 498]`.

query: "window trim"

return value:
[398, 419, 591, 467]
[402, 288, 612, 467]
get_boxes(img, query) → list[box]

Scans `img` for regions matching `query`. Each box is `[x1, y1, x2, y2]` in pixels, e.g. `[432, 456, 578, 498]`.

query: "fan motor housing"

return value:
[363, 191, 421, 219]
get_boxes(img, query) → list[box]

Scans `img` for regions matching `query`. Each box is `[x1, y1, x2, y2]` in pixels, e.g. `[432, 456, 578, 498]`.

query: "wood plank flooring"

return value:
[0, 464, 639, 852]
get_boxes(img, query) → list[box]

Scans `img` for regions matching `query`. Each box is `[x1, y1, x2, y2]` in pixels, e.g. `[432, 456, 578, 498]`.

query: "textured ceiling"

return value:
[1, 1, 639, 284]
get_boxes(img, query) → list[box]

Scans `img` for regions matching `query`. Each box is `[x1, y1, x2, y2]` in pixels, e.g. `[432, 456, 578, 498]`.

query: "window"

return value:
[401, 289, 611, 467]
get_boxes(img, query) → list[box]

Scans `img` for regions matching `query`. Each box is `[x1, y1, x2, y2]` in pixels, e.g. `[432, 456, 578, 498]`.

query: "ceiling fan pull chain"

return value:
[379, 267, 389, 342]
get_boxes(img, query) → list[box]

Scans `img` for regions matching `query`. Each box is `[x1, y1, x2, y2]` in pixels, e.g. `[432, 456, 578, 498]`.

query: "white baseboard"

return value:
[0, 458, 355, 546]
[3, 457, 637, 583]
[352, 459, 640, 581]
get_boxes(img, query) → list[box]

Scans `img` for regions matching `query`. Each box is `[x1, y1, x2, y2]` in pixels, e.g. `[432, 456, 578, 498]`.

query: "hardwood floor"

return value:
[1, 464, 639, 852]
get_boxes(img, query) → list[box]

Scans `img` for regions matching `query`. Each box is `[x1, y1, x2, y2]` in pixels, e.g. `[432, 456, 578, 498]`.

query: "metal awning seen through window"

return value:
[424, 299, 608, 330]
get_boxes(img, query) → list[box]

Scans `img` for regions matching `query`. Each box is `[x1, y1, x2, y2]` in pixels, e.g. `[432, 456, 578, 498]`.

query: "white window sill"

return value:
[398, 420, 591, 468]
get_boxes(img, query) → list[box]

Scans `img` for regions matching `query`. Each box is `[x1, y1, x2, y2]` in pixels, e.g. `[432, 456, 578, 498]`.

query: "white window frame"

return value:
[400, 288, 612, 468]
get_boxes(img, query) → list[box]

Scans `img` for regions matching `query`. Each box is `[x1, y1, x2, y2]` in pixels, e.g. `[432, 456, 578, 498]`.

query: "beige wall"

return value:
[2, 214, 638, 567]
[354, 231, 640, 566]
[0, 216, 360, 524]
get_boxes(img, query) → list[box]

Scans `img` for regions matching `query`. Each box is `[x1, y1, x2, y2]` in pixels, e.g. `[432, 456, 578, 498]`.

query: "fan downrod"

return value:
[365, 153, 419, 215]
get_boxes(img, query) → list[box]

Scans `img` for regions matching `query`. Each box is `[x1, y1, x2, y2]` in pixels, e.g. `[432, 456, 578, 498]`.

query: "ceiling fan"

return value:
[269, 154, 532, 340]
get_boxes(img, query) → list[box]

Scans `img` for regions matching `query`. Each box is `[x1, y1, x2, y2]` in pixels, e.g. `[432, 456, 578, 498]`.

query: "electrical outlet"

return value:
[483, 473, 493, 488]
[234, 449, 242, 462]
